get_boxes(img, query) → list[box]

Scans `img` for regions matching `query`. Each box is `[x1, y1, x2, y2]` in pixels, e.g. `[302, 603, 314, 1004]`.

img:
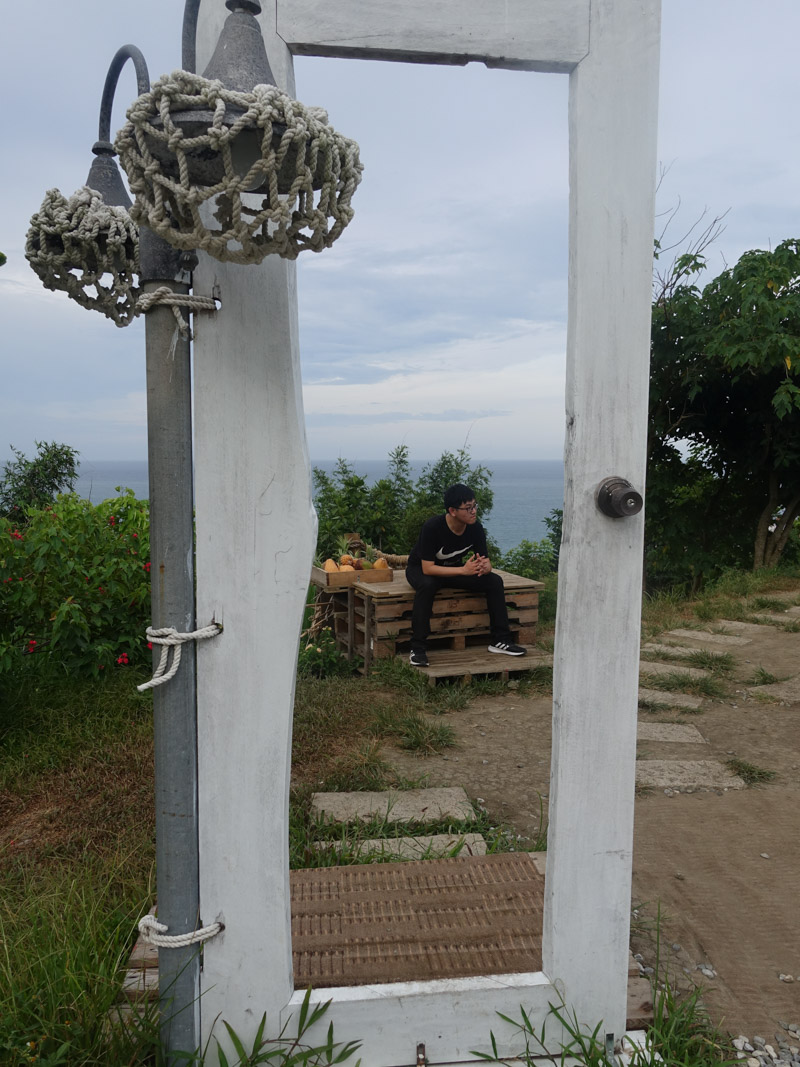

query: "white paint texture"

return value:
[277, 0, 590, 71]
[193, 1, 315, 1051]
[544, 0, 661, 1040]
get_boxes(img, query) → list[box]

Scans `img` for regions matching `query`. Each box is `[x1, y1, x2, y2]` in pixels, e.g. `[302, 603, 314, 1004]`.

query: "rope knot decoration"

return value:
[138, 913, 224, 948]
[115, 69, 363, 265]
[137, 622, 223, 692]
[135, 287, 219, 339]
[25, 187, 140, 326]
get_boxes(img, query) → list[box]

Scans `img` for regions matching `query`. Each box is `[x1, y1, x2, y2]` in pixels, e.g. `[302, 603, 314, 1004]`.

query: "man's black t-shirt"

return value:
[408, 514, 488, 569]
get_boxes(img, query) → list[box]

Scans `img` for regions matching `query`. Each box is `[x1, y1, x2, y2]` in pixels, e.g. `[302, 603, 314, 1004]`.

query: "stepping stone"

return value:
[635, 760, 745, 790]
[638, 688, 703, 710]
[753, 612, 800, 626]
[637, 722, 707, 744]
[747, 675, 800, 703]
[314, 832, 487, 861]
[639, 661, 710, 680]
[716, 619, 776, 633]
[641, 643, 707, 659]
[311, 787, 475, 824]
[787, 605, 800, 616]
[667, 628, 750, 647]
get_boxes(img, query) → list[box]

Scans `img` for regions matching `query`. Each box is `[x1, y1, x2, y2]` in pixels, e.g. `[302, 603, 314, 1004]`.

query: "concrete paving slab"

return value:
[715, 619, 776, 634]
[752, 612, 800, 626]
[746, 675, 800, 703]
[311, 787, 476, 824]
[637, 723, 707, 744]
[314, 832, 487, 860]
[638, 687, 704, 710]
[787, 605, 800, 616]
[666, 628, 751, 647]
[635, 760, 745, 790]
[639, 660, 710, 680]
[641, 643, 708, 659]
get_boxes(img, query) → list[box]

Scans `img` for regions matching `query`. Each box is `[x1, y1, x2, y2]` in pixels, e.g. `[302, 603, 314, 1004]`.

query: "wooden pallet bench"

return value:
[311, 569, 545, 679]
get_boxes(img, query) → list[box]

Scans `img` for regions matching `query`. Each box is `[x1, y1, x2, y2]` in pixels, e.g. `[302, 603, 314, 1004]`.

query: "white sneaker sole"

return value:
[488, 646, 525, 656]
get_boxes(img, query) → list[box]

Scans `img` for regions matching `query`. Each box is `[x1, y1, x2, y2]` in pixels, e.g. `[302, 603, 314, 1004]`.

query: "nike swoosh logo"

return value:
[435, 546, 472, 560]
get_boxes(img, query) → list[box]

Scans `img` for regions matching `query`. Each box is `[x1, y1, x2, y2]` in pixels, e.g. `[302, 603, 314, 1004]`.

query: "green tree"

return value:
[648, 239, 800, 583]
[0, 441, 79, 519]
[312, 445, 495, 560]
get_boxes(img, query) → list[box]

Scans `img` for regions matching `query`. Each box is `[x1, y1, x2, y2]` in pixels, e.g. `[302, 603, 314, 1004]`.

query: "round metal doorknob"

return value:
[596, 477, 643, 518]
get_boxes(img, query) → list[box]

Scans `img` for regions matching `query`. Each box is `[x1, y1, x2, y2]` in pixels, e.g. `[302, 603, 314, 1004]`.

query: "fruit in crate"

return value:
[323, 559, 339, 572]
[339, 554, 356, 566]
[373, 558, 389, 570]
[360, 559, 373, 569]
[339, 564, 355, 572]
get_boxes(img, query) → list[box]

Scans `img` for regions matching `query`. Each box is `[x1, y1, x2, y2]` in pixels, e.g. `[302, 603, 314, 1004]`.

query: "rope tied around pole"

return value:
[138, 913, 224, 948]
[137, 623, 223, 692]
[136, 287, 219, 339]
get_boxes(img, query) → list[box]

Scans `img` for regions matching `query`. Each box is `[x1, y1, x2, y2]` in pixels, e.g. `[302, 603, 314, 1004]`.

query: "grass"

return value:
[725, 758, 777, 785]
[748, 666, 783, 686]
[637, 669, 727, 700]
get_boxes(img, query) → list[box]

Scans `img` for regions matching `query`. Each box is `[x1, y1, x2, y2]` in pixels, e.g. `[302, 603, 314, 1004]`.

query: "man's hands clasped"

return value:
[462, 553, 490, 576]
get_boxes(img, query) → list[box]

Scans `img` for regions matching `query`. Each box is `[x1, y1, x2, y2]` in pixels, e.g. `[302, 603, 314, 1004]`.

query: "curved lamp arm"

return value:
[97, 45, 150, 146]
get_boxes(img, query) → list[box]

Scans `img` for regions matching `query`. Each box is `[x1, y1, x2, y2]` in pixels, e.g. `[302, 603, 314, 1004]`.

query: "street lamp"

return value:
[24, 46, 149, 326]
[115, 0, 363, 264]
[25, 3, 363, 1063]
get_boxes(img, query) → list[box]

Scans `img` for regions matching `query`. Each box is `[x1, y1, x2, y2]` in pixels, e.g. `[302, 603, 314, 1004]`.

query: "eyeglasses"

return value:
[455, 504, 478, 513]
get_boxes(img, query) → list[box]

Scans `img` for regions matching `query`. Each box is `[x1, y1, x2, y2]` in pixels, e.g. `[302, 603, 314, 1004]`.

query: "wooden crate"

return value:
[310, 564, 393, 588]
[330, 570, 544, 673]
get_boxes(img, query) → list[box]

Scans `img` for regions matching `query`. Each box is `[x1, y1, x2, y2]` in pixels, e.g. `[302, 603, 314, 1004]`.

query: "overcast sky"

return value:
[2, 1, 799, 465]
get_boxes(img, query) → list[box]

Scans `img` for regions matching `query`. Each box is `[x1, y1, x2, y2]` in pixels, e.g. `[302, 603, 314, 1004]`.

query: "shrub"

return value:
[0, 490, 150, 680]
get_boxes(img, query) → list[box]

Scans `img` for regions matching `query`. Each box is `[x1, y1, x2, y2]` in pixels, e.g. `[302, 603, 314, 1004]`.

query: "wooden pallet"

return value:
[405, 646, 553, 685]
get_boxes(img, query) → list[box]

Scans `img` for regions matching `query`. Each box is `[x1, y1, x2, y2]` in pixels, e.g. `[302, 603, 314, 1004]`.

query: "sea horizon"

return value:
[75, 457, 564, 553]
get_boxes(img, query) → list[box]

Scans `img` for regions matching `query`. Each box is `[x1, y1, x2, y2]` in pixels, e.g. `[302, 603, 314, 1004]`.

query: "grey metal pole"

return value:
[140, 227, 200, 1062]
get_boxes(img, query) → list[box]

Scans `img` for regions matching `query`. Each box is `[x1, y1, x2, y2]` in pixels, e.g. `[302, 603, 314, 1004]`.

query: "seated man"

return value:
[405, 483, 527, 667]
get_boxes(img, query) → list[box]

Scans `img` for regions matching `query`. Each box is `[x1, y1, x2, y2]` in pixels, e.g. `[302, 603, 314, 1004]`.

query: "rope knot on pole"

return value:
[136, 286, 219, 338]
[138, 913, 224, 948]
[137, 622, 223, 692]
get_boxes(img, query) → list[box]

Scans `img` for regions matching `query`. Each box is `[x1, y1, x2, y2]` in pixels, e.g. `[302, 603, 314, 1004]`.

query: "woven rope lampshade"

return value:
[25, 151, 140, 328]
[115, 1, 363, 265]
[25, 46, 150, 327]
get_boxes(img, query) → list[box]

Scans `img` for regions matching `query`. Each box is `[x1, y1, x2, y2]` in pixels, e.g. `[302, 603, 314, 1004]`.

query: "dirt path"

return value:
[386, 601, 800, 1039]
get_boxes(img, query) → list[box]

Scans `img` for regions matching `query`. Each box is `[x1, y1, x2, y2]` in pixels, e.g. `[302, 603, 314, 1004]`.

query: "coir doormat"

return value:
[291, 852, 544, 988]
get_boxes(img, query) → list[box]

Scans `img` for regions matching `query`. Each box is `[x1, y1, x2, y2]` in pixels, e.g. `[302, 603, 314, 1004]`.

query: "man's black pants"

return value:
[405, 564, 513, 653]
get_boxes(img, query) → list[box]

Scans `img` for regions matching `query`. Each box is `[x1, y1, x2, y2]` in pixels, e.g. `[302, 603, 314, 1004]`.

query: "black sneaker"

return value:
[409, 649, 429, 667]
[488, 641, 526, 657]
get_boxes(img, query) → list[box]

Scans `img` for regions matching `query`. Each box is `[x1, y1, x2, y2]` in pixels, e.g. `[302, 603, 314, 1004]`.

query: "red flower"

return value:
[144, 562, 151, 573]
[10, 529, 23, 540]
[27, 639, 37, 650]
[116, 653, 129, 666]
[147, 641, 153, 650]
[98, 586, 105, 593]
[132, 532, 139, 539]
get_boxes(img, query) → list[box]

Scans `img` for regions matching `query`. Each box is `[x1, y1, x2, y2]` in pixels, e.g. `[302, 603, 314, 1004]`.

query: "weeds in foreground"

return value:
[748, 666, 783, 686]
[473, 901, 737, 1066]
[725, 758, 777, 785]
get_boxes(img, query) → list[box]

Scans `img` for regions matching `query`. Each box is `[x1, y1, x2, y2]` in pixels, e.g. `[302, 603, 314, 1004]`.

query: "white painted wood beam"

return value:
[281, 973, 566, 1066]
[542, 0, 661, 1041]
[276, 0, 590, 72]
[193, 1, 313, 1054]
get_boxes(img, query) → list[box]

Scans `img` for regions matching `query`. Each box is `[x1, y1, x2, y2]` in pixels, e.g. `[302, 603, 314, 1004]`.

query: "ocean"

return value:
[75, 458, 564, 554]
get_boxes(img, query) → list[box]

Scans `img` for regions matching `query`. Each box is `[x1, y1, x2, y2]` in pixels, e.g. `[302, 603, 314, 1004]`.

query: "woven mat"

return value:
[291, 852, 544, 988]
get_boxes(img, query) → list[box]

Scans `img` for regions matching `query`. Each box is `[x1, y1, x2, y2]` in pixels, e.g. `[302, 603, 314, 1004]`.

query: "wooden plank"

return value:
[402, 646, 550, 681]
[277, 0, 590, 72]
[352, 570, 544, 600]
[365, 607, 539, 638]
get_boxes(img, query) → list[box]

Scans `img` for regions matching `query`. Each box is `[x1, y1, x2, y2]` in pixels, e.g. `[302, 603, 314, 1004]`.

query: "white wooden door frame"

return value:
[192, 1, 661, 1062]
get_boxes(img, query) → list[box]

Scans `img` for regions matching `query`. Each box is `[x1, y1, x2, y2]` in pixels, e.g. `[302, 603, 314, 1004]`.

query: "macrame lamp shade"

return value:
[25, 142, 140, 327]
[115, 0, 363, 265]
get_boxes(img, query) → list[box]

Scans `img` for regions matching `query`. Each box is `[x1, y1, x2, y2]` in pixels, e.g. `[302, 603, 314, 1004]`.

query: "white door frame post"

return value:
[193, 2, 314, 1044]
[190, 0, 661, 1061]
